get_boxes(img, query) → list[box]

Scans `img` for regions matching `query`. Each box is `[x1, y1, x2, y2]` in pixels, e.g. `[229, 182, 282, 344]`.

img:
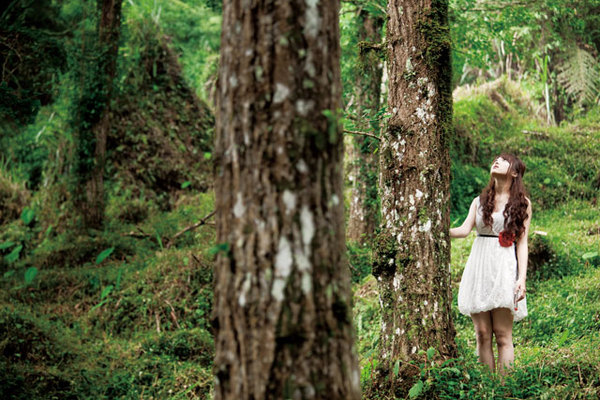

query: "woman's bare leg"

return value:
[491, 308, 514, 374]
[471, 311, 494, 371]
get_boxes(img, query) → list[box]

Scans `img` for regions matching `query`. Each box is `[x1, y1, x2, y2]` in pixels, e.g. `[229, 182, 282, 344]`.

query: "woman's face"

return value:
[490, 156, 512, 176]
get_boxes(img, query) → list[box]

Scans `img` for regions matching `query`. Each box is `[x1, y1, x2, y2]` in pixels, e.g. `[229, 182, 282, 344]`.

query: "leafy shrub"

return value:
[0, 169, 31, 226]
[141, 328, 213, 365]
[347, 241, 373, 283]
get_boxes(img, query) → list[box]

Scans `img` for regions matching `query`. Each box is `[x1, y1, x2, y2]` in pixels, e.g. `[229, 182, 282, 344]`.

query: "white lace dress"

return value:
[457, 197, 528, 321]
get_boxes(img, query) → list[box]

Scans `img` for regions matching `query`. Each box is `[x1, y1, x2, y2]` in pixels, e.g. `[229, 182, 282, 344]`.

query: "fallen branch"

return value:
[344, 129, 381, 140]
[166, 210, 216, 248]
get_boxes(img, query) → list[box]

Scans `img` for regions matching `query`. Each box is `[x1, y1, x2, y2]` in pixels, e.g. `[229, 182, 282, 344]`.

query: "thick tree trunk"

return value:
[372, 0, 457, 387]
[73, 0, 122, 229]
[213, 1, 361, 399]
[347, 10, 384, 244]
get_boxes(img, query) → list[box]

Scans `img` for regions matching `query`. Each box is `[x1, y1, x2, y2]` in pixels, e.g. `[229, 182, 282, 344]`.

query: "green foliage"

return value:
[347, 241, 373, 283]
[95, 247, 115, 265]
[557, 46, 600, 106]
[450, 162, 488, 223]
[0, 0, 67, 125]
[452, 80, 600, 213]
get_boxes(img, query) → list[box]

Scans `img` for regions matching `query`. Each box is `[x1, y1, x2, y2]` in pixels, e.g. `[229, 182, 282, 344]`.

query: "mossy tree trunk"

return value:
[347, 9, 384, 245]
[371, 0, 457, 391]
[212, 1, 361, 399]
[72, 0, 122, 230]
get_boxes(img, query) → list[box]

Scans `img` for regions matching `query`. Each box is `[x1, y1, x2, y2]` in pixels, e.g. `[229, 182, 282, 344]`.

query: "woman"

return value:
[450, 153, 532, 374]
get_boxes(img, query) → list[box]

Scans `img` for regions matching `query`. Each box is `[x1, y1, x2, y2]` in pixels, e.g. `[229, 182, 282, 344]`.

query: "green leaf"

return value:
[203, 152, 212, 160]
[543, 178, 551, 184]
[582, 251, 598, 260]
[408, 380, 424, 398]
[557, 329, 569, 346]
[5, 245, 23, 263]
[24, 267, 38, 285]
[0, 241, 15, 250]
[3, 270, 15, 278]
[95, 247, 114, 265]
[393, 360, 400, 376]
[181, 181, 191, 189]
[443, 367, 461, 375]
[100, 285, 113, 300]
[20, 207, 35, 225]
[207, 242, 230, 257]
[426, 347, 436, 360]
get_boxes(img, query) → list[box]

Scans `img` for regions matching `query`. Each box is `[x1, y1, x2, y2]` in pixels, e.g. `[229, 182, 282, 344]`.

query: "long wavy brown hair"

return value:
[479, 153, 529, 239]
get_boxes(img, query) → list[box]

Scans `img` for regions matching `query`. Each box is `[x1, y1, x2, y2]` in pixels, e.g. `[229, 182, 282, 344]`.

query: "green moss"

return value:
[416, 0, 451, 69]
[372, 229, 398, 279]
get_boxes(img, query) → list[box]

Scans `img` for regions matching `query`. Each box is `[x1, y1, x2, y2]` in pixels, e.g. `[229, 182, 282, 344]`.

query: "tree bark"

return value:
[347, 9, 384, 245]
[213, 1, 361, 399]
[73, 0, 122, 230]
[372, 0, 457, 388]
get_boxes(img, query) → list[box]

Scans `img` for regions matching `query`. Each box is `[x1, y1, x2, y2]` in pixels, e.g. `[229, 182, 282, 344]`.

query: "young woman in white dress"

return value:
[450, 154, 532, 374]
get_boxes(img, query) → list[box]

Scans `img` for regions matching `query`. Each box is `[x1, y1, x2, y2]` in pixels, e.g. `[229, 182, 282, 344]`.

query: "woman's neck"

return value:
[493, 176, 512, 196]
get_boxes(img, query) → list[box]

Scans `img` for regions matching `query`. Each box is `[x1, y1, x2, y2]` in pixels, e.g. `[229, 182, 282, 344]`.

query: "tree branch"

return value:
[344, 129, 381, 140]
[167, 210, 216, 248]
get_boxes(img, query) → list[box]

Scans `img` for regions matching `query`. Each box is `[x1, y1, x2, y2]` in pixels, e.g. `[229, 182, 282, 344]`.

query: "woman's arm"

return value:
[449, 197, 478, 238]
[515, 198, 532, 301]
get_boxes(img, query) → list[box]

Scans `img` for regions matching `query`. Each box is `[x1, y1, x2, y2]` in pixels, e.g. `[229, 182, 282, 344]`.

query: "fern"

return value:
[557, 47, 600, 105]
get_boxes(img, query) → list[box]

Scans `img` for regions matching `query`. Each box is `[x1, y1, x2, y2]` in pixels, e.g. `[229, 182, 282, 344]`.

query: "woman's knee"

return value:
[493, 328, 513, 347]
[475, 326, 493, 344]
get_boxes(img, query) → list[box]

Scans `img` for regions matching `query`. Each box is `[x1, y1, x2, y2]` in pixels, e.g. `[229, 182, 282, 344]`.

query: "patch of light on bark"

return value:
[301, 272, 312, 294]
[228, 75, 238, 88]
[238, 273, 252, 307]
[233, 192, 245, 218]
[405, 57, 414, 73]
[282, 190, 296, 214]
[275, 236, 293, 278]
[295, 99, 314, 116]
[434, 301, 439, 312]
[304, 0, 320, 39]
[351, 367, 360, 392]
[411, 346, 417, 354]
[300, 205, 315, 252]
[331, 194, 339, 206]
[273, 83, 290, 104]
[415, 189, 423, 199]
[295, 248, 310, 272]
[419, 219, 432, 232]
[271, 278, 286, 301]
[296, 159, 308, 173]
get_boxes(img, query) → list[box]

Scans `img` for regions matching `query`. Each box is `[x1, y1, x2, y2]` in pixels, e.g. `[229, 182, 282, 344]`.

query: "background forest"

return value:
[1, 0, 599, 399]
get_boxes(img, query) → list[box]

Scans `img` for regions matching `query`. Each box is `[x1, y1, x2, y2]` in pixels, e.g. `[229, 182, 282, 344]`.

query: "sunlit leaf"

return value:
[100, 285, 113, 300]
[21, 207, 35, 225]
[426, 347, 436, 360]
[24, 267, 38, 285]
[408, 380, 423, 398]
[5, 245, 23, 263]
[96, 247, 115, 264]
[0, 241, 15, 250]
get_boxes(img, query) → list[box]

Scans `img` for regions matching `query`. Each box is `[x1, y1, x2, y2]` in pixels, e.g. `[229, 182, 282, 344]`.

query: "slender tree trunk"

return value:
[73, 0, 122, 229]
[213, 1, 361, 399]
[372, 0, 457, 390]
[347, 10, 384, 244]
